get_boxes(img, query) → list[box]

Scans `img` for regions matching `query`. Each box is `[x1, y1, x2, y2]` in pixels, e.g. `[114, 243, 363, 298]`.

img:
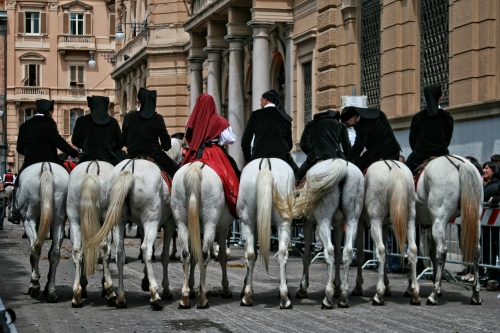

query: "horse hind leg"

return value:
[277, 219, 292, 309]
[197, 227, 216, 309]
[160, 217, 175, 300]
[426, 225, 447, 305]
[470, 234, 482, 305]
[240, 218, 256, 306]
[45, 220, 65, 303]
[333, 221, 344, 298]
[296, 220, 313, 299]
[404, 206, 421, 305]
[370, 218, 386, 306]
[217, 228, 233, 299]
[351, 221, 366, 297]
[142, 223, 163, 310]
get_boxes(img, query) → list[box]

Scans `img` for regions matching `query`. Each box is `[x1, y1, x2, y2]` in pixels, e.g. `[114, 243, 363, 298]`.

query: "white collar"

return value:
[34, 114, 44, 117]
[264, 103, 275, 108]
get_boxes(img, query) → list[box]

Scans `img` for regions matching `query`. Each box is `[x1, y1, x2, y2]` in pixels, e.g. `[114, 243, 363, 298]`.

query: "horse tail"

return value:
[257, 168, 274, 272]
[387, 166, 408, 257]
[459, 162, 482, 263]
[184, 163, 203, 266]
[293, 159, 347, 217]
[85, 171, 134, 251]
[80, 174, 101, 276]
[33, 170, 54, 253]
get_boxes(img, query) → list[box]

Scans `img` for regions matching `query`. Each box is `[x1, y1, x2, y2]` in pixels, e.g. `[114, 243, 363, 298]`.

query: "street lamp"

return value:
[116, 26, 125, 42]
[88, 53, 96, 68]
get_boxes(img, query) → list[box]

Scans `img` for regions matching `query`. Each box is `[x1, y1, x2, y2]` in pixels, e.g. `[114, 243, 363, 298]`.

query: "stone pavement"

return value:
[0, 222, 498, 333]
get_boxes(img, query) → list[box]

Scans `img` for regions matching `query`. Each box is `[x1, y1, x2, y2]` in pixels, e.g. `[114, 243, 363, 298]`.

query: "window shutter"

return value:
[70, 66, 76, 81]
[36, 65, 40, 86]
[109, 13, 115, 35]
[23, 64, 28, 86]
[18, 12, 24, 34]
[63, 13, 69, 34]
[77, 66, 84, 84]
[85, 13, 92, 35]
[18, 108, 25, 126]
[63, 109, 70, 135]
[40, 13, 47, 34]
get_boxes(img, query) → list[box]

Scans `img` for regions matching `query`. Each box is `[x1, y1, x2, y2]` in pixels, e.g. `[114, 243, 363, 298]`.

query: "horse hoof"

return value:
[240, 301, 252, 307]
[71, 302, 83, 308]
[295, 292, 307, 299]
[141, 279, 149, 292]
[151, 300, 164, 311]
[197, 302, 209, 309]
[81, 290, 88, 299]
[280, 304, 293, 310]
[162, 293, 173, 301]
[116, 301, 128, 309]
[337, 302, 349, 309]
[351, 290, 363, 297]
[372, 300, 384, 306]
[470, 298, 482, 306]
[321, 303, 334, 310]
[410, 300, 421, 306]
[28, 288, 40, 299]
[178, 303, 191, 309]
[426, 299, 437, 306]
[221, 292, 233, 299]
[107, 296, 117, 307]
[47, 295, 58, 303]
[404, 291, 411, 298]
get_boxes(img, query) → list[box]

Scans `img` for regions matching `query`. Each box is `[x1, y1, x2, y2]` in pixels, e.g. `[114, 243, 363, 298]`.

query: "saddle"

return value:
[121, 158, 172, 194]
[413, 155, 464, 190]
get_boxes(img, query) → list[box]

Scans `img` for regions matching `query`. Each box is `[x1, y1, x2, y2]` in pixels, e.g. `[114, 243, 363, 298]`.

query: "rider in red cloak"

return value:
[182, 94, 240, 217]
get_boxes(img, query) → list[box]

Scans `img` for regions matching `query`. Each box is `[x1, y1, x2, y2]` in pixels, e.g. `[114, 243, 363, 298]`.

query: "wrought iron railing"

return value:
[360, 0, 381, 109]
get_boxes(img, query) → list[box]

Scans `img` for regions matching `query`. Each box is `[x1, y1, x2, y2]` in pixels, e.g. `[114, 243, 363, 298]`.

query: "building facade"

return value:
[111, 0, 500, 168]
[5, 0, 117, 171]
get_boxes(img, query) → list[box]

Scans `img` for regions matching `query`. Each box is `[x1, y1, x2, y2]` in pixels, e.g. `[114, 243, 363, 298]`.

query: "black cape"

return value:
[122, 111, 172, 157]
[241, 106, 293, 162]
[300, 111, 351, 163]
[17, 115, 78, 167]
[72, 115, 123, 165]
[408, 108, 453, 159]
[347, 110, 401, 164]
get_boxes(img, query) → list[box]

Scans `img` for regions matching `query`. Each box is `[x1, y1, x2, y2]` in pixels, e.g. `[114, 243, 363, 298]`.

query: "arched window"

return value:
[70, 108, 83, 134]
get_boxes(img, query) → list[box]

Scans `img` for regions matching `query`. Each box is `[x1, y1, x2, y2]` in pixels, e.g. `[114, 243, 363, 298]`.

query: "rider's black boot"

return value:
[8, 188, 21, 224]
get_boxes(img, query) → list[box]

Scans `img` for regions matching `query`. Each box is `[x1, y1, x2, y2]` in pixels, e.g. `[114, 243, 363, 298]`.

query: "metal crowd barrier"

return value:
[227, 208, 500, 282]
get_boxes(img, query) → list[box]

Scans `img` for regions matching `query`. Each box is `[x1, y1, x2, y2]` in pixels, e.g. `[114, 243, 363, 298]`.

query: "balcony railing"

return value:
[115, 30, 148, 68]
[58, 35, 96, 51]
[15, 86, 49, 96]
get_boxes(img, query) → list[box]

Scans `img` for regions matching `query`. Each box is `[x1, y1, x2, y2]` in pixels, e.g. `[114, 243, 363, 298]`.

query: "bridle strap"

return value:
[40, 162, 52, 174]
[258, 158, 272, 171]
[444, 155, 464, 171]
[383, 159, 401, 171]
[120, 159, 135, 173]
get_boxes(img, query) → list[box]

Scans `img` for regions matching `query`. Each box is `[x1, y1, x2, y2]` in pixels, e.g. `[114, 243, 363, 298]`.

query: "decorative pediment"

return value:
[61, 0, 92, 11]
[20, 52, 45, 61]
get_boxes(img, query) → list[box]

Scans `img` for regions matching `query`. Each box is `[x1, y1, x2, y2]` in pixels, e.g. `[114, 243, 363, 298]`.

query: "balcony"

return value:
[14, 86, 50, 100]
[58, 35, 96, 52]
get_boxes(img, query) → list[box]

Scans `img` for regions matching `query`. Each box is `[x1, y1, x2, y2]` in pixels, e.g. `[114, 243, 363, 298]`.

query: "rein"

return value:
[444, 155, 464, 171]
[121, 159, 135, 173]
[85, 160, 100, 176]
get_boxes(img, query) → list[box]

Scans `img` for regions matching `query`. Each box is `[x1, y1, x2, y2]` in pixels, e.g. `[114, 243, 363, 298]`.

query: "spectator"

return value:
[0, 182, 5, 230]
[483, 161, 500, 201]
[490, 154, 500, 163]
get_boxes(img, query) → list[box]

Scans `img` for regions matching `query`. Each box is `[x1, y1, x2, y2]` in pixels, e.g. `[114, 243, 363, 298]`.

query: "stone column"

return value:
[187, 57, 204, 112]
[249, 22, 272, 111]
[283, 23, 294, 116]
[225, 38, 246, 168]
[204, 48, 224, 114]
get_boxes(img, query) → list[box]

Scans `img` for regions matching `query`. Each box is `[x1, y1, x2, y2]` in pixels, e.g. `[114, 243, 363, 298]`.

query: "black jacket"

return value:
[72, 114, 123, 165]
[484, 178, 500, 202]
[301, 113, 351, 163]
[348, 111, 401, 163]
[241, 106, 293, 162]
[17, 115, 78, 166]
[409, 108, 453, 159]
[122, 111, 172, 157]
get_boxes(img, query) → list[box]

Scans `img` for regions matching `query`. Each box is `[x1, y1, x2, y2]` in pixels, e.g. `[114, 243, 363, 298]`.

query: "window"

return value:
[25, 108, 36, 122]
[69, 65, 84, 88]
[70, 108, 83, 134]
[25, 12, 40, 34]
[23, 64, 40, 86]
[70, 13, 84, 35]
[303, 62, 312, 124]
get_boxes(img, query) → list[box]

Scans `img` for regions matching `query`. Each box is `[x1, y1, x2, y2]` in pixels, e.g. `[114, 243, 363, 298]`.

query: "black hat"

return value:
[340, 106, 380, 123]
[36, 99, 54, 117]
[262, 90, 292, 122]
[423, 85, 442, 117]
[313, 110, 340, 122]
[171, 132, 185, 140]
[137, 88, 157, 119]
[87, 95, 110, 125]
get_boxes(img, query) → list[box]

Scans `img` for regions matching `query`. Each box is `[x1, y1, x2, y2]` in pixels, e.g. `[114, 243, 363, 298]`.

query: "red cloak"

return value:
[182, 94, 239, 217]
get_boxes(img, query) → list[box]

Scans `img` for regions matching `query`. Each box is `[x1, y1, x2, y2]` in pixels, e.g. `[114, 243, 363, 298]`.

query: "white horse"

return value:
[352, 160, 420, 305]
[86, 158, 177, 310]
[3, 185, 13, 219]
[16, 162, 69, 302]
[170, 161, 233, 309]
[67, 160, 116, 307]
[237, 158, 294, 309]
[276, 158, 364, 308]
[415, 155, 482, 305]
